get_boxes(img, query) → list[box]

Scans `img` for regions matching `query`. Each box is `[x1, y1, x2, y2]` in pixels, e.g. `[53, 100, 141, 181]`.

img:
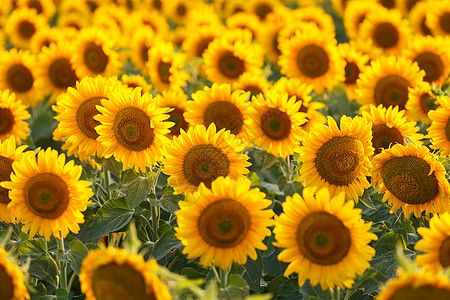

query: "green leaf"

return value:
[282, 181, 303, 197]
[229, 274, 248, 287]
[17, 238, 47, 259]
[67, 239, 89, 275]
[374, 231, 406, 255]
[95, 157, 123, 178]
[277, 176, 288, 191]
[247, 171, 262, 186]
[181, 267, 207, 279]
[243, 251, 263, 293]
[219, 274, 249, 300]
[360, 190, 376, 210]
[56, 289, 69, 300]
[123, 170, 152, 209]
[276, 277, 302, 299]
[77, 197, 133, 241]
[29, 257, 58, 287]
[300, 280, 331, 300]
[262, 152, 280, 170]
[152, 228, 182, 260]
[159, 195, 182, 213]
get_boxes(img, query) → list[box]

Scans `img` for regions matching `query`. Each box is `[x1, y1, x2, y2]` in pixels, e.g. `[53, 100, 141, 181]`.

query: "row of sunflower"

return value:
[1, 0, 450, 299]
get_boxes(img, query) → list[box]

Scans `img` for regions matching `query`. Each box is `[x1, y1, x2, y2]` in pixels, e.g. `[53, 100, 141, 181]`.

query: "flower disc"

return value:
[7, 64, 33, 93]
[374, 75, 410, 109]
[113, 107, 154, 152]
[83, 42, 109, 74]
[296, 44, 330, 78]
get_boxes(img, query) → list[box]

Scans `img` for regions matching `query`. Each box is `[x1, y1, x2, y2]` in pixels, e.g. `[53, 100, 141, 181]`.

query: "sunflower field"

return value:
[2, 0, 450, 299]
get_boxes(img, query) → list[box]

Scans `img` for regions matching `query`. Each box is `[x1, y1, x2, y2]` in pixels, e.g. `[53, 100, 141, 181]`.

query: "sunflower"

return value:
[184, 2, 223, 30]
[185, 83, 251, 144]
[426, 1, 450, 36]
[53, 75, 120, 159]
[4, 7, 48, 49]
[128, 26, 156, 76]
[416, 212, 450, 270]
[291, 5, 336, 37]
[0, 136, 27, 223]
[397, 0, 422, 15]
[427, 95, 450, 156]
[1, 148, 93, 241]
[71, 27, 123, 78]
[256, 12, 288, 63]
[57, 13, 90, 32]
[376, 267, 450, 300]
[371, 143, 450, 218]
[273, 187, 377, 290]
[167, 26, 187, 49]
[0, 48, 43, 107]
[356, 56, 425, 111]
[225, 12, 261, 41]
[245, 0, 281, 21]
[93, 4, 129, 34]
[358, 7, 411, 57]
[175, 175, 273, 269]
[163, 123, 250, 194]
[18, 0, 56, 18]
[95, 85, 173, 172]
[0, 89, 30, 145]
[126, 10, 169, 37]
[154, 89, 189, 138]
[0, 248, 30, 300]
[406, 82, 438, 125]
[182, 24, 224, 60]
[120, 74, 152, 95]
[330, 0, 347, 16]
[232, 72, 270, 97]
[80, 247, 172, 300]
[343, 0, 384, 39]
[164, 0, 198, 25]
[298, 115, 374, 202]
[36, 42, 78, 103]
[146, 40, 190, 92]
[30, 26, 62, 53]
[409, 0, 433, 36]
[272, 77, 326, 132]
[203, 36, 263, 84]
[219, 0, 246, 17]
[361, 104, 424, 155]
[278, 23, 346, 94]
[246, 91, 307, 158]
[338, 43, 369, 101]
[402, 35, 450, 85]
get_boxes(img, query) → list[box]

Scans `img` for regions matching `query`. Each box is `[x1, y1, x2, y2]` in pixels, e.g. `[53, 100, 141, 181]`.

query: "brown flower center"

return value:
[152, 0, 162, 10]
[168, 107, 188, 136]
[76, 97, 104, 139]
[24, 173, 70, 219]
[0, 108, 15, 135]
[196, 37, 215, 58]
[419, 93, 438, 115]
[373, 22, 399, 49]
[445, 118, 450, 143]
[0, 264, 14, 300]
[18, 20, 36, 39]
[255, 3, 272, 21]
[49, 58, 78, 89]
[113, 107, 154, 152]
[296, 212, 351, 265]
[218, 52, 245, 79]
[381, 155, 439, 205]
[0, 156, 13, 204]
[260, 108, 291, 141]
[389, 284, 450, 300]
[439, 236, 450, 268]
[379, 0, 396, 9]
[406, 0, 420, 12]
[414, 52, 444, 83]
[315, 136, 364, 186]
[296, 44, 330, 78]
[344, 61, 361, 84]
[157, 61, 171, 84]
[420, 16, 432, 36]
[140, 44, 149, 63]
[439, 12, 450, 34]
[183, 144, 230, 188]
[374, 75, 410, 110]
[372, 124, 404, 154]
[91, 262, 156, 300]
[28, 0, 43, 14]
[203, 101, 244, 135]
[83, 42, 108, 74]
[176, 3, 186, 17]
[7, 64, 34, 93]
[198, 199, 251, 248]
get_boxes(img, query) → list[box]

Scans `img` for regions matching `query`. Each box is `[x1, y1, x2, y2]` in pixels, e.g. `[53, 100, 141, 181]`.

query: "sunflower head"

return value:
[80, 247, 172, 300]
[426, 95, 450, 156]
[163, 123, 250, 194]
[0, 89, 30, 145]
[1, 148, 94, 241]
[273, 187, 377, 290]
[175, 175, 274, 269]
[0, 248, 30, 300]
[371, 143, 450, 218]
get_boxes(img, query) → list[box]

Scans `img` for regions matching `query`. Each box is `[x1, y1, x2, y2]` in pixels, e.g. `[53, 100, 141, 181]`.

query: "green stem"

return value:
[220, 267, 229, 288]
[57, 235, 67, 290]
[151, 205, 160, 240]
[285, 155, 293, 181]
[343, 289, 356, 300]
[103, 168, 112, 201]
[332, 287, 340, 300]
[211, 265, 220, 284]
[67, 272, 77, 292]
